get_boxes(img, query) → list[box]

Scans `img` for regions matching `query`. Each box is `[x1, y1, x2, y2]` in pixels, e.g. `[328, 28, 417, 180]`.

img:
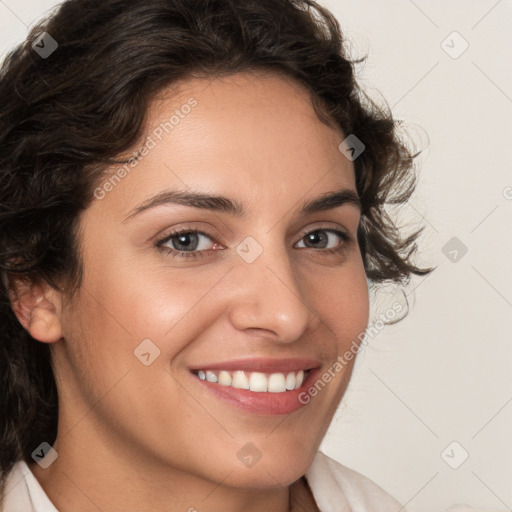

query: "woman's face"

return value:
[52, 72, 369, 489]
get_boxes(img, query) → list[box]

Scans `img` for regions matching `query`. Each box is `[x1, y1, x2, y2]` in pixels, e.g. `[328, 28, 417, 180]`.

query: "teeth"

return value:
[218, 371, 232, 386]
[232, 370, 250, 389]
[206, 370, 218, 383]
[285, 372, 296, 390]
[296, 370, 304, 388]
[249, 372, 268, 392]
[194, 369, 309, 393]
[268, 373, 287, 393]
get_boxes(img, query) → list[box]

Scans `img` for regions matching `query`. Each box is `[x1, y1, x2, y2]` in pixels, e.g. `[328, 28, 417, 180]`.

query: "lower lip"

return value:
[190, 368, 321, 415]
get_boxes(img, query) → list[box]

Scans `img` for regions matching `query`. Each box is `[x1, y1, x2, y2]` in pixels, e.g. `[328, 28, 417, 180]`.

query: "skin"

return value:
[10, 71, 369, 512]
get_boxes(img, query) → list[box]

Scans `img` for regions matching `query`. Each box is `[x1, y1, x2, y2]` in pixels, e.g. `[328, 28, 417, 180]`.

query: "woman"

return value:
[0, 0, 431, 510]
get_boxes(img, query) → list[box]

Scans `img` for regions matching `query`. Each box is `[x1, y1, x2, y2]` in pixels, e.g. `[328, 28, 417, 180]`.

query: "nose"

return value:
[226, 239, 320, 343]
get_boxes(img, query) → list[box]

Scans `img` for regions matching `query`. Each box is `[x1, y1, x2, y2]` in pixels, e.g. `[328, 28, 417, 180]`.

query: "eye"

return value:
[295, 228, 350, 253]
[156, 227, 220, 258]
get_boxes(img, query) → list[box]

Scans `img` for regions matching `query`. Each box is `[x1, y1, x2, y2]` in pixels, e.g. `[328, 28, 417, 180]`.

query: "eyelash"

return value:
[155, 226, 351, 259]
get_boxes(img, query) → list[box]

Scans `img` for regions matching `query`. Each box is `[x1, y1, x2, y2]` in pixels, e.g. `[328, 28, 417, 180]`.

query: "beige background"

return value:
[1, 1, 511, 511]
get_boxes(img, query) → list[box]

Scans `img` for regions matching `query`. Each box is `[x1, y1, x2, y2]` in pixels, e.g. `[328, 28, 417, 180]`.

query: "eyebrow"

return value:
[122, 188, 361, 224]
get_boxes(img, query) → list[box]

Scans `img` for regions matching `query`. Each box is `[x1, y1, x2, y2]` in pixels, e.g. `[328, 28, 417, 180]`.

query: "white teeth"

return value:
[232, 371, 250, 389]
[195, 369, 310, 392]
[249, 372, 268, 392]
[206, 370, 218, 383]
[218, 371, 232, 386]
[296, 370, 304, 388]
[285, 372, 296, 390]
[268, 373, 287, 393]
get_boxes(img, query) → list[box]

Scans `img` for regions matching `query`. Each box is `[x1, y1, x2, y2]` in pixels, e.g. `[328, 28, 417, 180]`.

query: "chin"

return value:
[222, 440, 318, 489]
[225, 458, 310, 489]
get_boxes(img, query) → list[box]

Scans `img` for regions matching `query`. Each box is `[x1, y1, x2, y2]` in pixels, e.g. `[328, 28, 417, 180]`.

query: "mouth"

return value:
[188, 358, 321, 415]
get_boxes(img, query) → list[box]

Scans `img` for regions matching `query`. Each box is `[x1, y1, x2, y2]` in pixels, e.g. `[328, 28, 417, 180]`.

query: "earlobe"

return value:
[5, 274, 63, 344]
[27, 294, 63, 343]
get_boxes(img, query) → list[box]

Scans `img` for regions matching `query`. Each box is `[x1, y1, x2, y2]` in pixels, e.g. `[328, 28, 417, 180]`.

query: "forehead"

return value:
[91, 72, 356, 220]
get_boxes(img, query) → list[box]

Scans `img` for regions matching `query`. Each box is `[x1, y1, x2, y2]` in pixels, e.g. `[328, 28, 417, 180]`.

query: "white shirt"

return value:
[0, 450, 405, 511]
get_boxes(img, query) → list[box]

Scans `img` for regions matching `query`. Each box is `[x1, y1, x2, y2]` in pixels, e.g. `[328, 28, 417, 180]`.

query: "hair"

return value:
[0, 0, 433, 499]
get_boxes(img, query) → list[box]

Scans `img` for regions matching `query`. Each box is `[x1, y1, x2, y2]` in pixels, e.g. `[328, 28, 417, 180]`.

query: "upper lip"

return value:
[189, 357, 321, 374]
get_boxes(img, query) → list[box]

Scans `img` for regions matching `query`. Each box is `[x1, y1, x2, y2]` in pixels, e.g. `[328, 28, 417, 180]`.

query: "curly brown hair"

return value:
[0, 0, 432, 498]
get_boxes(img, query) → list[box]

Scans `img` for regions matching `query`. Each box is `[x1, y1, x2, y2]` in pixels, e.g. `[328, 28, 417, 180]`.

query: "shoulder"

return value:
[1, 459, 58, 512]
[305, 450, 406, 512]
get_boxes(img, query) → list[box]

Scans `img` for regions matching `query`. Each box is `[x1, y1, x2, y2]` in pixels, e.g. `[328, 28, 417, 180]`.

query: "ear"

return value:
[4, 273, 63, 343]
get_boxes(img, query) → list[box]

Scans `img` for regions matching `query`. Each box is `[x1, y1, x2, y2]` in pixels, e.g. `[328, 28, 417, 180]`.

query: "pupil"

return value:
[175, 233, 197, 251]
[307, 231, 327, 248]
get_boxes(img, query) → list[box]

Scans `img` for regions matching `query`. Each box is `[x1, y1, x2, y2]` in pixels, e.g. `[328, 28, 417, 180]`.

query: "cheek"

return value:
[339, 268, 370, 343]
[304, 260, 369, 348]
[65, 262, 231, 375]
[57, 266, 231, 443]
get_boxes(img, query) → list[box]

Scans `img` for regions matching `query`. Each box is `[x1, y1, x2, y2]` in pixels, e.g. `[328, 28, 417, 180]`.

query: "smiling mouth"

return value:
[191, 369, 310, 393]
